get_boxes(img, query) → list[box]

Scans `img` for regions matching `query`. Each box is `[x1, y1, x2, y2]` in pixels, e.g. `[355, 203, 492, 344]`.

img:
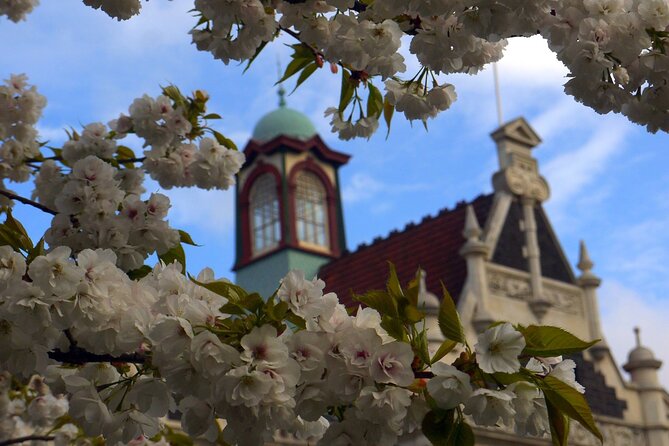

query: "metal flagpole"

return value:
[493, 62, 503, 126]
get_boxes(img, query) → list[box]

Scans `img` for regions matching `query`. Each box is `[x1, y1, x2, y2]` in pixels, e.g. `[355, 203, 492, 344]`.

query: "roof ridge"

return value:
[347, 192, 493, 256]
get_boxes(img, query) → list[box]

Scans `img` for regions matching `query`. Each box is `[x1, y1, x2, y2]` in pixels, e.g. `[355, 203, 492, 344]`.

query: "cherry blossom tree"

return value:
[2, 0, 655, 444]
[3, 0, 668, 139]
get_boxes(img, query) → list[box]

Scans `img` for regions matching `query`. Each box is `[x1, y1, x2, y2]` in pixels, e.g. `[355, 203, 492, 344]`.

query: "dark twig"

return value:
[0, 189, 57, 215]
[48, 346, 145, 365]
[0, 435, 56, 446]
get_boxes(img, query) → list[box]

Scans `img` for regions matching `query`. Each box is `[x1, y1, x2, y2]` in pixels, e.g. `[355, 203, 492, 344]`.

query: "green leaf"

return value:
[386, 262, 403, 300]
[290, 62, 319, 94]
[421, 409, 455, 446]
[162, 85, 187, 109]
[381, 315, 407, 341]
[401, 303, 425, 324]
[178, 230, 199, 246]
[546, 398, 570, 446]
[203, 113, 222, 120]
[448, 421, 475, 446]
[25, 238, 45, 265]
[539, 376, 603, 443]
[190, 277, 248, 303]
[284, 312, 306, 329]
[158, 244, 186, 271]
[519, 325, 599, 357]
[241, 293, 264, 313]
[438, 282, 466, 344]
[0, 226, 25, 253]
[127, 265, 153, 280]
[212, 130, 238, 150]
[163, 425, 194, 446]
[219, 302, 246, 315]
[4, 211, 33, 251]
[267, 301, 289, 321]
[353, 290, 399, 319]
[243, 40, 269, 74]
[383, 97, 394, 138]
[431, 339, 458, 365]
[116, 145, 136, 160]
[414, 330, 431, 366]
[405, 269, 420, 307]
[366, 82, 384, 118]
[277, 53, 313, 84]
[338, 69, 355, 113]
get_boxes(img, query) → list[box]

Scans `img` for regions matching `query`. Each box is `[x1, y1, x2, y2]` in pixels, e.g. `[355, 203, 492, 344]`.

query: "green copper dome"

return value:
[252, 88, 317, 142]
[252, 106, 317, 142]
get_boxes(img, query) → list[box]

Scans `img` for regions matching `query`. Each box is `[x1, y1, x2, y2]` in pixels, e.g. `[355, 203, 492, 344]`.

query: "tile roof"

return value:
[318, 194, 495, 307]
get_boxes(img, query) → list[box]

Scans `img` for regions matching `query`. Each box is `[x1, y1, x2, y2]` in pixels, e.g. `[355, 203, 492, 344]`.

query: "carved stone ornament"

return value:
[487, 270, 582, 315]
[473, 419, 648, 446]
[569, 420, 647, 446]
[492, 166, 550, 202]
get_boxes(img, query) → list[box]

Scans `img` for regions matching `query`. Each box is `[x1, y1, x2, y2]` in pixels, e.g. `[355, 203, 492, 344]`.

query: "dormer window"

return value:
[250, 173, 281, 254]
[295, 171, 328, 248]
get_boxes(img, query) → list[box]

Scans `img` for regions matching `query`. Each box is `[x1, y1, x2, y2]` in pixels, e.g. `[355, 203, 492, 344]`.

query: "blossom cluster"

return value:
[0, 0, 38, 22]
[0, 76, 246, 271]
[0, 257, 591, 445]
[52, 0, 669, 138]
[111, 93, 245, 190]
[0, 74, 601, 445]
[0, 74, 46, 189]
[0, 373, 75, 446]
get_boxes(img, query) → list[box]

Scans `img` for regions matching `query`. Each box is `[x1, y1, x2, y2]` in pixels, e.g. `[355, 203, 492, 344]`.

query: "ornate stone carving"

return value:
[569, 420, 647, 445]
[492, 166, 550, 202]
[472, 420, 648, 446]
[487, 269, 582, 315]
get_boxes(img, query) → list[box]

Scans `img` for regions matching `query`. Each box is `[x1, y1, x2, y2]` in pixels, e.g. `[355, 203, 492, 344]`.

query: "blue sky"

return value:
[2, 1, 669, 386]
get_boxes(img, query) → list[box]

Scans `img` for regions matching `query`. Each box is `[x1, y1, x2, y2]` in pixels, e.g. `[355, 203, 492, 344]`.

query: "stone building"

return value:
[233, 96, 669, 445]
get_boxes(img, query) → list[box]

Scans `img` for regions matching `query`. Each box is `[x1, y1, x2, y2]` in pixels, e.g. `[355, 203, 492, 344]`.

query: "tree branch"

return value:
[48, 346, 145, 365]
[0, 189, 56, 215]
[0, 435, 55, 446]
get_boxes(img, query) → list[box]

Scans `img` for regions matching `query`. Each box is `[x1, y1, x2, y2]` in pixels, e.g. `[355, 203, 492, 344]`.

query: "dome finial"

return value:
[277, 57, 286, 108]
[634, 326, 641, 347]
[278, 84, 286, 107]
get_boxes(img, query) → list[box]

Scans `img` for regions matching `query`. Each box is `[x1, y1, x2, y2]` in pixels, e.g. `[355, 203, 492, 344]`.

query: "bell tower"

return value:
[233, 90, 350, 297]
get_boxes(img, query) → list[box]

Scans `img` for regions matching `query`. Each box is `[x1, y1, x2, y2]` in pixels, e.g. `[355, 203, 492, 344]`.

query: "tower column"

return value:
[577, 240, 608, 359]
[521, 196, 550, 320]
[459, 205, 493, 332]
[623, 329, 669, 446]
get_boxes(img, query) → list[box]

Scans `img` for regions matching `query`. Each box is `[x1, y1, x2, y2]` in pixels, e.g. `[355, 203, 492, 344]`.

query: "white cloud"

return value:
[342, 172, 430, 204]
[497, 36, 569, 87]
[158, 186, 236, 240]
[543, 121, 629, 210]
[600, 280, 669, 389]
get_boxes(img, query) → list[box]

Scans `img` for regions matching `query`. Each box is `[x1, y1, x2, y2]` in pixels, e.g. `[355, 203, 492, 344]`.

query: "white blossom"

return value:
[475, 322, 526, 374]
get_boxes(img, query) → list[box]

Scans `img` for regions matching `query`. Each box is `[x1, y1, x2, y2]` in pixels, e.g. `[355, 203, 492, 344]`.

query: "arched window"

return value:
[295, 171, 328, 247]
[250, 173, 281, 254]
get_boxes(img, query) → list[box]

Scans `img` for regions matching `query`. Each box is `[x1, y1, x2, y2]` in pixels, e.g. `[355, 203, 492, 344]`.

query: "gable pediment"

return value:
[491, 117, 542, 148]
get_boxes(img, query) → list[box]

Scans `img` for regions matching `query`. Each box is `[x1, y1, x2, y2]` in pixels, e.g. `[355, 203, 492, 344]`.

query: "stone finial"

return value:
[577, 240, 594, 273]
[460, 205, 489, 257]
[463, 205, 482, 240]
[623, 326, 662, 377]
[577, 240, 601, 288]
[417, 269, 440, 310]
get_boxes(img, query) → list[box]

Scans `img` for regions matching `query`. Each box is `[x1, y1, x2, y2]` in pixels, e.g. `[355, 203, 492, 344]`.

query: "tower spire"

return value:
[277, 58, 286, 107]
